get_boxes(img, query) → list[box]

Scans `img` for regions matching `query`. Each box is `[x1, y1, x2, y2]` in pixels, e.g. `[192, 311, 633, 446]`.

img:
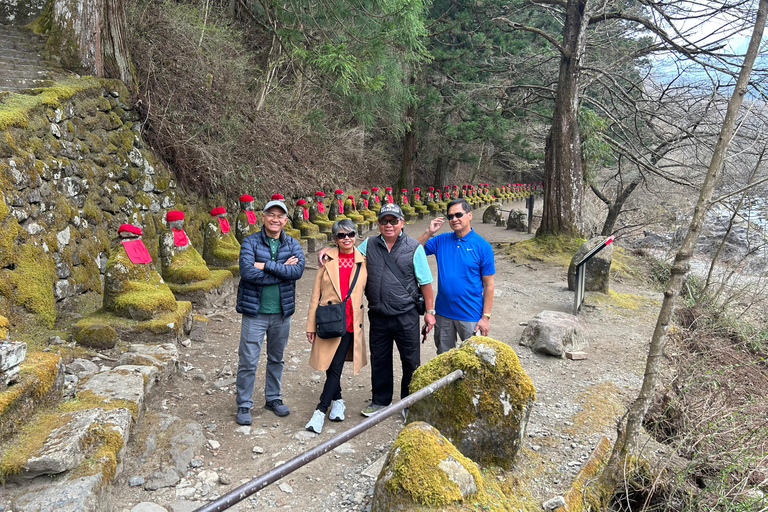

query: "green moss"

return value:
[384, 422, 522, 511]
[0, 411, 67, 479]
[505, 235, 586, 267]
[167, 269, 231, 294]
[0, 315, 8, 339]
[163, 245, 212, 284]
[4, 245, 56, 328]
[134, 191, 151, 209]
[584, 289, 660, 315]
[0, 78, 104, 130]
[82, 197, 104, 225]
[73, 421, 124, 482]
[560, 436, 613, 512]
[75, 323, 118, 349]
[126, 167, 142, 184]
[409, 337, 535, 467]
[0, 352, 60, 416]
[0, 215, 20, 268]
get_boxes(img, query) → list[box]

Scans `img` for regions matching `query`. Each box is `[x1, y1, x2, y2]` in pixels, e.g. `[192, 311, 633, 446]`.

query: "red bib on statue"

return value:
[245, 211, 257, 224]
[122, 239, 152, 264]
[217, 218, 230, 233]
[172, 228, 189, 247]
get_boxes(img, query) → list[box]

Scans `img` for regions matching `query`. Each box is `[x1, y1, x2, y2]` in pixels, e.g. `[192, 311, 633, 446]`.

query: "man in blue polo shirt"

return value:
[417, 198, 495, 354]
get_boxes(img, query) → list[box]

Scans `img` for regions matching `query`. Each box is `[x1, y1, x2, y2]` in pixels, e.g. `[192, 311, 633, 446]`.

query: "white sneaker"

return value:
[305, 409, 325, 434]
[329, 399, 346, 422]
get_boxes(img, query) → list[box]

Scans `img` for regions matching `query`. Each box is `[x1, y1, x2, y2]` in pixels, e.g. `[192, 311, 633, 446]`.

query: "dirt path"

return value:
[110, 202, 661, 511]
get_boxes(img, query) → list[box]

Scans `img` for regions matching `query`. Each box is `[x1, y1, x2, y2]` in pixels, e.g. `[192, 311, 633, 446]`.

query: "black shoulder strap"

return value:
[376, 237, 419, 301]
[342, 263, 362, 303]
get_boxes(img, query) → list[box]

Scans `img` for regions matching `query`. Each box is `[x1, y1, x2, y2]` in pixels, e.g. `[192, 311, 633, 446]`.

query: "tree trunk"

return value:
[601, 0, 768, 495]
[37, 0, 136, 92]
[398, 102, 417, 192]
[434, 155, 451, 190]
[598, 179, 640, 236]
[537, 0, 591, 237]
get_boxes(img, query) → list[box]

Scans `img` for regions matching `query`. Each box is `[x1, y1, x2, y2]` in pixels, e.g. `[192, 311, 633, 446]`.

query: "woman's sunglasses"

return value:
[447, 212, 466, 220]
[335, 232, 356, 239]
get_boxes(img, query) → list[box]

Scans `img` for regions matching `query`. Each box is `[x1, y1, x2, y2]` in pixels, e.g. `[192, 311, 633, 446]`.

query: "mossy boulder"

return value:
[75, 324, 118, 349]
[482, 204, 502, 224]
[372, 422, 520, 511]
[159, 232, 211, 285]
[103, 242, 176, 321]
[408, 336, 535, 468]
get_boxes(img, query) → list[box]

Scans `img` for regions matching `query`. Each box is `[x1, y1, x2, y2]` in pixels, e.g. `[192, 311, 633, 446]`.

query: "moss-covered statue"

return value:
[397, 188, 416, 221]
[328, 189, 348, 221]
[425, 186, 440, 214]
[74, 223, 192, 347]
[235, 194, 260, 243]
[344, 194, 370, 233]
[383, 187, 394, 205]
[104, 224, 177, 321]
[368, 187, 382, 213]
[410, 187, 429, 217]
[159, 210, 233, 306]
[356, 190, 377, 221]
[202, 206, 241, 277]
[309, 191, 333, 235]
[451, 184, 459, 199]
[293, 198, 327, 252]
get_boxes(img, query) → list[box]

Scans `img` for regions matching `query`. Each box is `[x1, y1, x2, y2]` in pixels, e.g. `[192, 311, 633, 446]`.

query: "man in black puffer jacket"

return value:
[235, 197, 305, 425]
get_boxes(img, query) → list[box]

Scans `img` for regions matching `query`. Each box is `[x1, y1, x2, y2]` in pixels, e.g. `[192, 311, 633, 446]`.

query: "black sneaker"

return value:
[265, 399, 290, 417]
[236, 407, 252, 425]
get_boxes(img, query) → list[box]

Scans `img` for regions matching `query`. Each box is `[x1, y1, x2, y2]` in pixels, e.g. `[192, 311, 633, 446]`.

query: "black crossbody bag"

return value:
[376, 238, 427, 315]
[315, 263, 362, 339]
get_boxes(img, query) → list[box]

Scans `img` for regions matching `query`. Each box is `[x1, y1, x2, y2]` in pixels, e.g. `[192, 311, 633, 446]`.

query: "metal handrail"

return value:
[193, 369, 465, 512]
[573, 236, 614, 315]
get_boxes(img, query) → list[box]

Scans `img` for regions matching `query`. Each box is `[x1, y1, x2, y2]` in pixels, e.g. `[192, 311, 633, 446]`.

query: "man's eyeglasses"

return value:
[335, 232, 356, 239]
[378, 218, 400, 226]
[265, 213, 287, 219]
[447, 212, 466, 220]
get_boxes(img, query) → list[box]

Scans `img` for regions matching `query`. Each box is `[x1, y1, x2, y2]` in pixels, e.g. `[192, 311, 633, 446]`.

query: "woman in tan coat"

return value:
[305, 219, 368, 433]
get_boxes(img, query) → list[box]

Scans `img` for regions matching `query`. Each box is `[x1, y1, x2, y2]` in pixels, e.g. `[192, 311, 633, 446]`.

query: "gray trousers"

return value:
[434, 314, 476, 355]
[236, 313, 292, 409]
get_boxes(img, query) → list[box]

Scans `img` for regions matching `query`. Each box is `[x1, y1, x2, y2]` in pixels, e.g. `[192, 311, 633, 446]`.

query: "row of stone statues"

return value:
[82, 183, 537, 342]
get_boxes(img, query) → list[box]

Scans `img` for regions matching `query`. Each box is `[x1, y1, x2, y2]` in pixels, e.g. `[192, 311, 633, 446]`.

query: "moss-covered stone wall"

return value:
[0, 78, 203, 330]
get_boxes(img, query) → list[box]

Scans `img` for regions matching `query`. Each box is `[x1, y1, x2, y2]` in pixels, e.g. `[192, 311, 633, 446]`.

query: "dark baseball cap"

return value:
[378, 203, 404, 220]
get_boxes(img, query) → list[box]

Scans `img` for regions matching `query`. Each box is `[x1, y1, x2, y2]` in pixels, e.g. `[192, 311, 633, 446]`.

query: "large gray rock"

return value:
[372, 422, 484, 511]
[407, 336, 535, 468]
[115, 343, 178, 381]
[169, 422, 206, 475]
[520, 310, 588, 357]
[113, 365, 161, 394]
[13, 474, 105, 512]
[567, 236, 613, 293]
[506, 209, 527, 231]
[130, 504, 168, 512]
[20, 408, 131, 479]
[144, 466, 181, 491]
[77, 369, 146, 418]
[0, 341, 26, 386]
[482, 204, 502, 224]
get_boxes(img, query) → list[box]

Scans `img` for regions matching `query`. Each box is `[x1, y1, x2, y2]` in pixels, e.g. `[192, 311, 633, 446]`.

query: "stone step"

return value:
[0, 59, 47, 70]
[0, 68, 50, 80]
[0, 77, 52, 91]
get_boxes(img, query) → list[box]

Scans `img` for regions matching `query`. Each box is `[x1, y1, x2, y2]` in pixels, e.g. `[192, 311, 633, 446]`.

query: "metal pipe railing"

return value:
[194, 369, 465, 512]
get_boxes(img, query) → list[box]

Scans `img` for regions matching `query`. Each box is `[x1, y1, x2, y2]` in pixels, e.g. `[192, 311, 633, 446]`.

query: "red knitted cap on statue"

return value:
[428, 186, 434, 191]
[371, 187, 379, 191]
[210, 206, 226, 216]
[414, 187, 420, 191]
[361, 190, 369, 194]
[296, 199, 307, 206]
[166, 210, 184, 222]
[118, 224, 142, 235]
[315, 191, 325, 197]
[348, 195, 354, 199]
[239, 194, 254, 202]
[385, 187, 392, 191]
[401, 188, 407, 192]
[271, 194, 284, 200]
[444, 185, 449, 188]
[335, 189, 343, 194]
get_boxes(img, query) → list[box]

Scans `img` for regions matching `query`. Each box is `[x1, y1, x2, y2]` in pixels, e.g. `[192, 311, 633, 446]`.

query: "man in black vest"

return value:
[355, 203, 435, 416]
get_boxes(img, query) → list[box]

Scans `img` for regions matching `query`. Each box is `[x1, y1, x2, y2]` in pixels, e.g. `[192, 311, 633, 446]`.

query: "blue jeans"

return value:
[236, 313, 292, 409]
